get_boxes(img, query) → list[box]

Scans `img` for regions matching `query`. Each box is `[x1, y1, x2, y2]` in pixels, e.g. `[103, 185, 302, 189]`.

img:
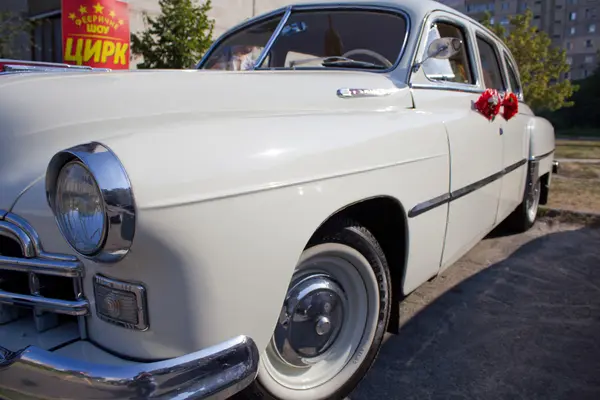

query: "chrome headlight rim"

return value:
[46, 142, 136, 264]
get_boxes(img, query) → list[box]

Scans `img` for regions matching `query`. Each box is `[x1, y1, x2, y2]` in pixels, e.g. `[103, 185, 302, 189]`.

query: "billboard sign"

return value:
[62, 0, 130, 69]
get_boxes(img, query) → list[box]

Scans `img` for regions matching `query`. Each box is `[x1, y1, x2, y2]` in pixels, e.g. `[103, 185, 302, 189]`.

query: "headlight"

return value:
[46, 142, 135, 263]
[55, 161, 106, 255]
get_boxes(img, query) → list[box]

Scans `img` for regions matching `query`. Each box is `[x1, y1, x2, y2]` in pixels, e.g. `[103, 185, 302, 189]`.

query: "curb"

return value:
[539, 207, 600, 227]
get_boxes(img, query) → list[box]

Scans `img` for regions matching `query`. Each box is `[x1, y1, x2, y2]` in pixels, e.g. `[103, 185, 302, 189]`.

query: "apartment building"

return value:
[1, 0, 291, 66]
[438, 0, 600, 80]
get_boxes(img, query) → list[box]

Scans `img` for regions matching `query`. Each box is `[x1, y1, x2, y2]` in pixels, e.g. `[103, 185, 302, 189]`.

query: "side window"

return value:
[422, 21, 474, 84]
[201, 15, 281, 70]
[476, 35, 506, 90]
[504, 55, 522, 96]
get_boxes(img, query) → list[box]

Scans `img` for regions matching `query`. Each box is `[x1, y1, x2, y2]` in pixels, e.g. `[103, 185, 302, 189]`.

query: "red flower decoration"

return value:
[474, 89, 502, 121]
[502, 92, 519, 121]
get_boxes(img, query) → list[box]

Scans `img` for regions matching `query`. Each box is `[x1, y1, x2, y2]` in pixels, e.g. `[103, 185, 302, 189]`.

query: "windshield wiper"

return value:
[321, 60, 385, 69]
[321, 57, 385, 69]
[290, 56, 385, 69]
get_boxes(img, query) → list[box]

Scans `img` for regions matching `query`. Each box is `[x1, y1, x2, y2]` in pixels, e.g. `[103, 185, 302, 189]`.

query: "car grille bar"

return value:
[0, 255, 83, 277]
[0, 212, 89, 332]
[0, 290, 89, 316]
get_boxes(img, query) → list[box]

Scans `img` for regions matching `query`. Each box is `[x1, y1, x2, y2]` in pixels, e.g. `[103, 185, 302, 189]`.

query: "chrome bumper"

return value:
[0, 335, 259, 399]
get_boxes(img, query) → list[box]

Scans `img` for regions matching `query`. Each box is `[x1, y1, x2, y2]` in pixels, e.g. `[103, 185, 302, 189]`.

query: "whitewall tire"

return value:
[244, 220, 392, 400]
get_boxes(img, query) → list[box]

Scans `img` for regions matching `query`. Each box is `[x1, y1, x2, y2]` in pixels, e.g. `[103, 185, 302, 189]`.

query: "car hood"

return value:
[0, 68, 407, 211]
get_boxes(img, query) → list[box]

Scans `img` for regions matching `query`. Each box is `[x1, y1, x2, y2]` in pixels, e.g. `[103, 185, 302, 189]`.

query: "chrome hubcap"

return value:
[272, 273, 347, 368]
[526, 179, 541, 221]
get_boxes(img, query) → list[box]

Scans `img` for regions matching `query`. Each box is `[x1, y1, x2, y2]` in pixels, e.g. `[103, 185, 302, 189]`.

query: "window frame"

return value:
[502, 50, 524, 102]
[196, 4, 411, 74]
[409, 11, 483, 93]
[474, 32, 508, 92]
[418, 19, 476, 85]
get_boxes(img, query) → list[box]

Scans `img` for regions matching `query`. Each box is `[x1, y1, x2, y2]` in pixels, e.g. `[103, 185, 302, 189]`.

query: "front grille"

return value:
[0, 214, 89, 333]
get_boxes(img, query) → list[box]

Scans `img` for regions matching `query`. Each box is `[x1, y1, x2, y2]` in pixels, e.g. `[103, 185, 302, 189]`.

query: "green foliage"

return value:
[544, 61, 600, 132]
[0, 11, 32, 59]
[480, 9, 577, 112]
[131, 0, 215, 69]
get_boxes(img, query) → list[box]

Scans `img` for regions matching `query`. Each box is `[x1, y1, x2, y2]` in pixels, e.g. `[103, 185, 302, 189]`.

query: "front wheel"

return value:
[245, 220, 392, 400]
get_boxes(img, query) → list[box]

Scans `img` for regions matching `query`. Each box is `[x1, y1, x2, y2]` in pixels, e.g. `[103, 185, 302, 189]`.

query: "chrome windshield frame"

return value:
[195, 3, 412, 75]
[195, 6, 291, 69]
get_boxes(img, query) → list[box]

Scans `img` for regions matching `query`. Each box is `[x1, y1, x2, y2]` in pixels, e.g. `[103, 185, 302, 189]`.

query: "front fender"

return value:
[12, 105, 450, 361]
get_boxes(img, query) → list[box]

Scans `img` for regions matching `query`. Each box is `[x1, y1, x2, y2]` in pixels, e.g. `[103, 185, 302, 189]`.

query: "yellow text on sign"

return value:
[86, 24, 111, 34]
[64, 38, 129, 66]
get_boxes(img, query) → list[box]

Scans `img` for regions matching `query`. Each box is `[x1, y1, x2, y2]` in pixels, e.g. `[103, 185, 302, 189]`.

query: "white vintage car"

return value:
[0, 0, 558, 399]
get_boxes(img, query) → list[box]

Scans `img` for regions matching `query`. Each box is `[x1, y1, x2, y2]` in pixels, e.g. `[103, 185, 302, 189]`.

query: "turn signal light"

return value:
[93, 274, 148, 331]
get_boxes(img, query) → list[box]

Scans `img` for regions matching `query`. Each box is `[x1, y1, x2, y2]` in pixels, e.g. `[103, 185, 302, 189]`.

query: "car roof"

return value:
[285, 0, 504, 46]
[287, 0, 459, 16]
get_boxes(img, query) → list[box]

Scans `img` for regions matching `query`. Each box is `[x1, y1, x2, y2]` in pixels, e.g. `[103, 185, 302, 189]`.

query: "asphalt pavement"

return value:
[350, 220, 600, 400]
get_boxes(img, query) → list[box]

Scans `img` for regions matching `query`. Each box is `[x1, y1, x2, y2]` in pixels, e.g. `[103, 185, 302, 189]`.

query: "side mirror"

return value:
[412, 37, 463, 73]
[427, 37, 462, 60]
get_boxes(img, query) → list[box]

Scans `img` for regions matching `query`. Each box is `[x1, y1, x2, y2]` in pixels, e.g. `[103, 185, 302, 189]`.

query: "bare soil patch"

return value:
[555, 140, 600, 160]
[547, 160, 600, 214]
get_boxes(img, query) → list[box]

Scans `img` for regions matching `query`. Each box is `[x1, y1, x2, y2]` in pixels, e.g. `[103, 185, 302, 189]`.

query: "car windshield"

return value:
[199, 8, 409, 71]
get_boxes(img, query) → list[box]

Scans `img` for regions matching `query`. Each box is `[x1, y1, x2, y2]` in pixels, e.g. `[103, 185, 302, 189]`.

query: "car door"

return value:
[496, 49, 529, 222]
[410, 12, 504, 270]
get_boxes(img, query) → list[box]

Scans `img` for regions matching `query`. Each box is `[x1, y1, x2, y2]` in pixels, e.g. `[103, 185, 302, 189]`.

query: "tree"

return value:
[131, 0, 215, 69]
[547, 57, 600, 131]
[0, 11, 32, 59]
[480, 9, 577, 112]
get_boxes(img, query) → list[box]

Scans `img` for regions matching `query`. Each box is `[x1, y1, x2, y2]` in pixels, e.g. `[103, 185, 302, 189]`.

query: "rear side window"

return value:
[504, 55, 522, 96]
[476, 35, 506, 90]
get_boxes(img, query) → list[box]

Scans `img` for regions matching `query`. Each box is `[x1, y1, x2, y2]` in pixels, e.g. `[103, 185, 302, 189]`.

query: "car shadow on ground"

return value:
[351, 225, 600, 400]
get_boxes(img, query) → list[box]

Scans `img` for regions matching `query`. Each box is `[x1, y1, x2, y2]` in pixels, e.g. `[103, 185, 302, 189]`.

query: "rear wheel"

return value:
[507, 171, 541, 232]
[245, 220, 391, 400]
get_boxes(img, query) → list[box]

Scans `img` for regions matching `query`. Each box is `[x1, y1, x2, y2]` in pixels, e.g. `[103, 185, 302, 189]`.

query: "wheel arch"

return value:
[306, 195, 409, 334]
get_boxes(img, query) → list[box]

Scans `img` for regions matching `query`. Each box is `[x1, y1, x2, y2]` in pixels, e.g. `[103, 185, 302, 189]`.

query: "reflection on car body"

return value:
[0, 1, 556, 399]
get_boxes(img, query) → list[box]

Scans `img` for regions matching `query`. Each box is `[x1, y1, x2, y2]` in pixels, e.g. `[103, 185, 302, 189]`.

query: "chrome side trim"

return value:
[0, 335, 260, 400]
[529, 149, 554, 162]
[0, 290, 89, 316]
[409, 158, 527, 218]
[411, 82, 485, 95]
[93, 274, 149, 331]
[337, 87, 402, 98]
[46, 142, 136, 264]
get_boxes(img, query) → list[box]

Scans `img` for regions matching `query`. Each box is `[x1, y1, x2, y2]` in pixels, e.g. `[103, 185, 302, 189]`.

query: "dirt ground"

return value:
[350, 219, 600, 400]
[547, 162, 600, 214]
[555, 140, 600, 160]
